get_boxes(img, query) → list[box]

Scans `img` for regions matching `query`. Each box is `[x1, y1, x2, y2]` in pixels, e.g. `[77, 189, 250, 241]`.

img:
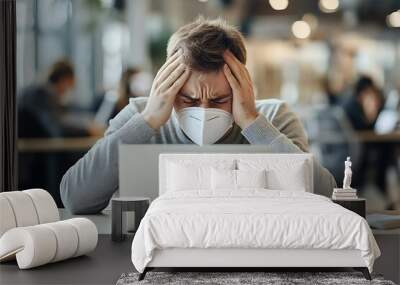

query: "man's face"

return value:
[173, 69, 232, 113]
[359, 87, 382, 123]
[58, 76, 76, 97]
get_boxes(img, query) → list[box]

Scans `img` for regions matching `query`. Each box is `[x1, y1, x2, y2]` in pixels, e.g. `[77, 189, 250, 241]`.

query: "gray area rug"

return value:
[117, 272, 396, 285]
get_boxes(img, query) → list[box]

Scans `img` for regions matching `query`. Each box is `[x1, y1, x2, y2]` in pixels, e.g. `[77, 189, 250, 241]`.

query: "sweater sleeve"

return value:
[60, 108, 156, 214]
[241, 111, 337, 197]
[241, 114, 306, 152]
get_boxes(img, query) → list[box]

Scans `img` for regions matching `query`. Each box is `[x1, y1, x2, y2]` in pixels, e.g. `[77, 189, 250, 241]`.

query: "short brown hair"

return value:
[47, 59, 74, 84]
[167, 17, 246, 72]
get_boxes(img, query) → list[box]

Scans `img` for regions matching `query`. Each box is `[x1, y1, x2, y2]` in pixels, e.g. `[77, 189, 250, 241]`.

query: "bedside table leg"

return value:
[112, 202, 123, 242]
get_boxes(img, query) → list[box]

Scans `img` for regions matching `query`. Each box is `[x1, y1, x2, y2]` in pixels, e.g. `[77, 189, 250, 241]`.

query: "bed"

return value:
[131, 153, 380, 280]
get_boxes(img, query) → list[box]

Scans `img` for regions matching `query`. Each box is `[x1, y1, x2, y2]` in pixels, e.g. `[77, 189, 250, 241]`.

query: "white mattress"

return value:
[131, 190, 380, 273]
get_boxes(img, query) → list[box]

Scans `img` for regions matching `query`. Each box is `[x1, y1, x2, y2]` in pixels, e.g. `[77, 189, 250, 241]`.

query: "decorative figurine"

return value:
[343, 157, 352, 189]
[332, 157, 357, 199]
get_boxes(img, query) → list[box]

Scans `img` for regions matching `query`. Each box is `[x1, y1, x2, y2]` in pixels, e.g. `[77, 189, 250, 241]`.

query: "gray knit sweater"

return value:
[60, 97, 336, 214]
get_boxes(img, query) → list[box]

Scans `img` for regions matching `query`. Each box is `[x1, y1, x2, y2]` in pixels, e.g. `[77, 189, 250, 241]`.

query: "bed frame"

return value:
[138, 153, 372, 281]
[138, 248, 371, 280]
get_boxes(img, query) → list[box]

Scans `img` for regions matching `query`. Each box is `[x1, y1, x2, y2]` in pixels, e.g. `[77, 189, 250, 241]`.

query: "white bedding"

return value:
[131, 190, 380, 273]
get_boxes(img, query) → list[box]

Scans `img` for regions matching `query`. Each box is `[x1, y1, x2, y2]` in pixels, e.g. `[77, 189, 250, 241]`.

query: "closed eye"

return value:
[210, 96, 231, 104]
[183, 99, 197, 104]
[180, 94, 198, 104]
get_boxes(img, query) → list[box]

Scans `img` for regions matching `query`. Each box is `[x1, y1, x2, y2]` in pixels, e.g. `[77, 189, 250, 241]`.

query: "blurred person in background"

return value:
[343, 75, 395, 204]
[93, 67, 153, 125]
[324, 43, 357, 105]
[343, 76, 384, 131]
[18, 59, 104, 138]
[115, 68, 141, 115]
[18, 59, 104, 206]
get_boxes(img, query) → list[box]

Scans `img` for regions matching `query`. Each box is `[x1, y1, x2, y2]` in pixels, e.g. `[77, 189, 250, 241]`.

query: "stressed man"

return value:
[60, 18, 336, 214]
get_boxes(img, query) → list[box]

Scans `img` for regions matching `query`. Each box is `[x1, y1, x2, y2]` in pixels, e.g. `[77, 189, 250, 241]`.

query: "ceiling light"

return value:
[292, 20, 311, 39]
[269, 0, 289, 11]
[387, 10, 400, 28]
[319, 0, 339, 13]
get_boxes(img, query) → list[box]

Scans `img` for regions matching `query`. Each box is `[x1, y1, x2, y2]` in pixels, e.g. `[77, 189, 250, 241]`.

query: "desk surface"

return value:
[18, 137, 101, 152]
[310, 131, 400, 144]
[356, 131, 400, 143]
[0, 235, 133, 285]
[17, 131, 400, 153]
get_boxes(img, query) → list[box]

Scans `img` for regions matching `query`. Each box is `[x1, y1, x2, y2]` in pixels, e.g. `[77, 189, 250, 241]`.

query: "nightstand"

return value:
[111, 197, 150, 242]
[332, 198, 366, 218]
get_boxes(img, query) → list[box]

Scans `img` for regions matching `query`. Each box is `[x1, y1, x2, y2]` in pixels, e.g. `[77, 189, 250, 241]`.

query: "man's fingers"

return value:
[223, 50, 250, 86]
[155, 55, 184, 86]
[155, 49, 182, 81]
[223, 64, 240, 91]
[168, 48, 181, 60]
[156, 52, 182, 81]
[223, 51, 243, 82]
[159, 63, 186, 91]
[224, 50, 247, 80]
[224, 49, 243, 65]
[161, 49, 181, 71]
[168, 68, 191, 94]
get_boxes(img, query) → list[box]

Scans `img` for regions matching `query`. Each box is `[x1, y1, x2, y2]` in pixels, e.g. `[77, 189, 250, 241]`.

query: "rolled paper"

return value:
[0, 196, 17, 237]
[24, 189, 59, 224]
[1, 192, 39, 227]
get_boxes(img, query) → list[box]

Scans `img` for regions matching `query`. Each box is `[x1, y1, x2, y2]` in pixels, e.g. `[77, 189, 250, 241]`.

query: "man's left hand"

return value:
[223, 50, 259, 129]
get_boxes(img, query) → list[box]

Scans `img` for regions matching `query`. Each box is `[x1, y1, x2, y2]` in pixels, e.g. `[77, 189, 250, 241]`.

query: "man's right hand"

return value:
[141, 49, 190, 130]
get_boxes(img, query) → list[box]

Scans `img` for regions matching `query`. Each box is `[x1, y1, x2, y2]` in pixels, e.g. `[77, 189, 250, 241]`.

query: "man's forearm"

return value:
[241, 114, 305, 152]
[60, 113, 156, 214]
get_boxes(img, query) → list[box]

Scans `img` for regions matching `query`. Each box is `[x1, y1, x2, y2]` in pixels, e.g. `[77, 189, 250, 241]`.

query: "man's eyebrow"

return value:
[179, 93, 232, 100]
[179, 93, 199, 100]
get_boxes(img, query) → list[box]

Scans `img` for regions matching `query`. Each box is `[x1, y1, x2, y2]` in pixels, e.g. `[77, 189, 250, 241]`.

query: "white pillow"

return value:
[266, 167, 307, 191]
[167, 160, 235, 191]
[237, 169, 267, 189]
[211, 168, 267, 190]
[238, 159, 309, 192]
[211, 168, 236, 189]
[167, 162, 210, 191]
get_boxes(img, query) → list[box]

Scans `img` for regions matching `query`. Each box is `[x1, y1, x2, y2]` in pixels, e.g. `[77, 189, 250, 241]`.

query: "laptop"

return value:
[118, 144, 275, 200]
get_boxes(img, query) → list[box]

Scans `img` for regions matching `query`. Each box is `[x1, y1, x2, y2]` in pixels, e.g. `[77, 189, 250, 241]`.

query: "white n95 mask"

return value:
[176, 107, 234, 145]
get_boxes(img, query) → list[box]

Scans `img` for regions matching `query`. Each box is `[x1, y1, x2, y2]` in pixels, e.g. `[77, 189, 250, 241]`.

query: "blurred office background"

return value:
[16, 0, 400, 210]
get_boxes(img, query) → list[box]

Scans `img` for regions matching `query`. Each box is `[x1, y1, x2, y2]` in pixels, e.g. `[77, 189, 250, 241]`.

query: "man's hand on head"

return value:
[223, 50, 259, 130]
[141, 49, 191, 130]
